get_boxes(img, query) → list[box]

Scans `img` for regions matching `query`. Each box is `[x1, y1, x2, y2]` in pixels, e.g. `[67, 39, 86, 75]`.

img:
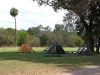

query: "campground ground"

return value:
[0, 47, 100, 75]
[58, 65, 100, 75]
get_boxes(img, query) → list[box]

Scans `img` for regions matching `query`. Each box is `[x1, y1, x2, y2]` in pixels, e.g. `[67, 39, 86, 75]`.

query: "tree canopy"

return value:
[33, 0, 100, 52]
[10, 7, 18, 18]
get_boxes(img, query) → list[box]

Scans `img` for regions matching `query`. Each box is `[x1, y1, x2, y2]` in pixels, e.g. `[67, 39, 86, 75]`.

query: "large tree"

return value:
[10, 7, 18, 47]
[33, 0, 100, 52]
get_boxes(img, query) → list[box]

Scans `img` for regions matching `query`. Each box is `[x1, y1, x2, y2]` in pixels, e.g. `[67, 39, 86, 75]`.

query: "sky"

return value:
[0, 0, 66, 30]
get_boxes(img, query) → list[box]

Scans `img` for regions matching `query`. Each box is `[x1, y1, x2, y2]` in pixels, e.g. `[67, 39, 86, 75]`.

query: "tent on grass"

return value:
[47, 44, 65, 54]
[18, 44, 34, 52]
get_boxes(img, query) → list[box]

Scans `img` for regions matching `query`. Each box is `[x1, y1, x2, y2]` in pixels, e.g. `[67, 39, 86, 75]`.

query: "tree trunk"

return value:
[80, 16, 94, 52]
[96, 36, 100, 53]
[86, 29, 94, 52]
[89, 37, 94, 52]
[15, 17, 17, 47]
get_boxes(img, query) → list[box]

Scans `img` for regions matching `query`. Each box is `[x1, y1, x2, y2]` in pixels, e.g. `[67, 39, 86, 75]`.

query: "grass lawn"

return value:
[0, 47, 100, 75]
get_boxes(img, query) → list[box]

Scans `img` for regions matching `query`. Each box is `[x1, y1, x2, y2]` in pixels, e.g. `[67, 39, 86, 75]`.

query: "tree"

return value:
[53, 24, 66, 45]
[94, 25, 100, 53]
[54, 24, 64, 31]
[44, 26, 52, 31]
[17, 31, 29, 46]
[33, 0, 100, 52]
[27, 25, 42, 36]
[0, 28, 14, 46]
[10, 7, 18, 47]
[6, 28, 15, 36]
[40, 34, 49, 46]
[75, 1, 100, 52]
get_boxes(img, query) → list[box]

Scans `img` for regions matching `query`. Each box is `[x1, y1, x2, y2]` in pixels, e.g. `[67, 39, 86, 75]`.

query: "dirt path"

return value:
[57, 65, 100, 75]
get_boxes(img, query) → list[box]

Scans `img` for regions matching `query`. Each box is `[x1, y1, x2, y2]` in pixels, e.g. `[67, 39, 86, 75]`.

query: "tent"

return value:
[47, 44, 65, 54]
[18, 44, 34, 52]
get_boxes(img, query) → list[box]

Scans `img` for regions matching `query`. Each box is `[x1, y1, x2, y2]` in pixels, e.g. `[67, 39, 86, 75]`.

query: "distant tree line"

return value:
[0, 24, 84, 47]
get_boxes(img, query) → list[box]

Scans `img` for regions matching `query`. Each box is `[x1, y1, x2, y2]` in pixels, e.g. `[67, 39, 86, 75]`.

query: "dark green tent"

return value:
[47, 44, 65, 54]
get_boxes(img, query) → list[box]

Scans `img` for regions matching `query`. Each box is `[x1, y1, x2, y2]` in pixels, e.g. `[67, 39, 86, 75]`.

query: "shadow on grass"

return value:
[0, 51, 100, 67]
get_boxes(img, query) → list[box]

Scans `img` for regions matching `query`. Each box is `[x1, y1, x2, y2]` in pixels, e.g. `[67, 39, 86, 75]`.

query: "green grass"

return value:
[0, 47, 100, 75]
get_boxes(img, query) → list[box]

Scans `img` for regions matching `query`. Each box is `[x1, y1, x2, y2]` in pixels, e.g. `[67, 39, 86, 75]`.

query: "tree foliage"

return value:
[40, 34, 49, 46]
[0, 28, 14, 46]
[17, 31, 29, 46]
[10, 7, 18, 17]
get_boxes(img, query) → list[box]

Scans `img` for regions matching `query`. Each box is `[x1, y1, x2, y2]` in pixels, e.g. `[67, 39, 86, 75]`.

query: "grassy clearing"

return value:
[0, 47, 100, 75]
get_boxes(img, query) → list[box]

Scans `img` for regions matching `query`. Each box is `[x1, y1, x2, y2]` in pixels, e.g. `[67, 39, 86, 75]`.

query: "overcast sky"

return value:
[0, 0, 66, 30]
